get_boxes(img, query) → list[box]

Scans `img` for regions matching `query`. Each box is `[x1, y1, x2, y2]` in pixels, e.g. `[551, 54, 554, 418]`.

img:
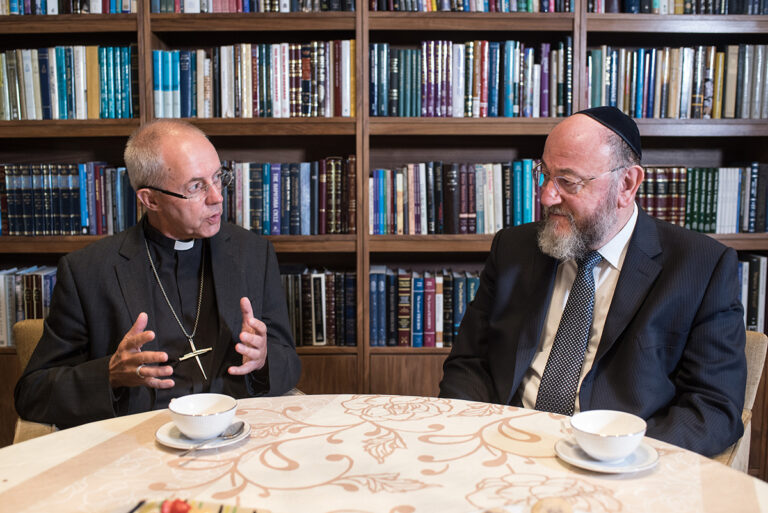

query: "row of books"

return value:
[0, 266, 56, 347]
[589, 0, 764, 12]
[280, 269, 357, 346]
[369, 160, 540, 235]
[152, 41, 355, 119]
[368, 0, 572, 11]
[369, 266, 479, 347]
[0, 46, 138, 122]
[638, 164, 768, 234]
[221, 157, 357, 236]
[369, 39, 574, 118]
[586, 44, 768, 120]
[0, 162, 137, 236]
[151, 0, 354, 11]
[0, 0, 135, 14]
[739, 254, 767, 332]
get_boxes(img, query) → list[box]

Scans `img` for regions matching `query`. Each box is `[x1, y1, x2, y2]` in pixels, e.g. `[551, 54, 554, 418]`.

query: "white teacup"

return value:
[169, 393, 237, 440]
[569, 410, 646, 462]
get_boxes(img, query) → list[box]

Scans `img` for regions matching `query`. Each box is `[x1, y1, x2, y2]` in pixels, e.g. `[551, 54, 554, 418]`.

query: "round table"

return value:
[1, 394, 766, 513]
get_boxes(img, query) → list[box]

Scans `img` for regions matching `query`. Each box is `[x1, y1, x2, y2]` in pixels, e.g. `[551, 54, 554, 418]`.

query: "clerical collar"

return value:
[142, 217, 196, 251]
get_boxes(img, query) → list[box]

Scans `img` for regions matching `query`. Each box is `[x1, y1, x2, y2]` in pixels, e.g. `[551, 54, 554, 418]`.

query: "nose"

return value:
[206, 183, 224, 204]
[539, 178, 562, 207]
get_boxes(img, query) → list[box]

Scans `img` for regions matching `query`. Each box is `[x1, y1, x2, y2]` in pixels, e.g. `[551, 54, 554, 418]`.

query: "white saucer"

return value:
[554, 438, 659, 474]
[155, 419, 251, 450]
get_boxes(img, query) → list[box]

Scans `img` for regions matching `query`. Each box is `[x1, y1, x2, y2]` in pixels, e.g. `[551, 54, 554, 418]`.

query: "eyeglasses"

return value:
[534, 162, 625, 196]
[139, 167, 234, 201]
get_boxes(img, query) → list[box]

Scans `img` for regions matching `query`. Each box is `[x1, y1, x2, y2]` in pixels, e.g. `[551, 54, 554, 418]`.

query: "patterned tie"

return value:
[535, 250, 603, 416]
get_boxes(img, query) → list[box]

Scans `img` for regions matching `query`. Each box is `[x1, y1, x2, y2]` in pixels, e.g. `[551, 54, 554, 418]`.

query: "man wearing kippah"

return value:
[439, 106, 747, 457]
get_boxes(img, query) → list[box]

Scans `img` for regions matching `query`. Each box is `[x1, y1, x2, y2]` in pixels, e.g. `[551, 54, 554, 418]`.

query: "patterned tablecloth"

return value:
[1, 394, 767, 513]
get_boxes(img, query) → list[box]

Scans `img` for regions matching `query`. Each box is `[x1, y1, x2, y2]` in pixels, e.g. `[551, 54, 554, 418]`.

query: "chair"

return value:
[12, 318, 58, 444]
[713, 330, 768, 472]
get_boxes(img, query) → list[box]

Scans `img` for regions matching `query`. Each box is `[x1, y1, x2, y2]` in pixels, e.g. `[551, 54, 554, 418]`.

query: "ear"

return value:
[617, 165, 644, 209]
[136, 189, 161, 212]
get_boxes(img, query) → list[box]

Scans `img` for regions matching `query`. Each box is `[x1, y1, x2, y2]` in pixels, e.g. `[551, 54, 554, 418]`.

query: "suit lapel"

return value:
[115, 223, 160, 351]
[209, 226, 241, 375]
[594, 208, 662, 363]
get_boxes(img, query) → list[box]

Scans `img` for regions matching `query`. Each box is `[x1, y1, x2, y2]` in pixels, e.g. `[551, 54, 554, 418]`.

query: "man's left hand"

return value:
[229, 297, 267, 375]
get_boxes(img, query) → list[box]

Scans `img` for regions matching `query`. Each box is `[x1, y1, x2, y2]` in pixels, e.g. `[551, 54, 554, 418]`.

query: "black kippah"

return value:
[576, 106, 642, 159]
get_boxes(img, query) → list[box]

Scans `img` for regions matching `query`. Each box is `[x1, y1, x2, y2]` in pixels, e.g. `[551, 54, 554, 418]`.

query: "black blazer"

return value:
[439, 208, 746, 456]
[15, 221, 301, 429]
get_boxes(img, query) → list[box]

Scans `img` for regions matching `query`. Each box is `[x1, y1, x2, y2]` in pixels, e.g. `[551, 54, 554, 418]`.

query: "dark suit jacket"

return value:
[439, 208, 746, 456]
[15, 221, 301, 429]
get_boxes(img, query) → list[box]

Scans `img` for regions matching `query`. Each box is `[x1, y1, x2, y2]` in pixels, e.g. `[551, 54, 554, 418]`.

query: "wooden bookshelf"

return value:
[1, 3, 767, 482]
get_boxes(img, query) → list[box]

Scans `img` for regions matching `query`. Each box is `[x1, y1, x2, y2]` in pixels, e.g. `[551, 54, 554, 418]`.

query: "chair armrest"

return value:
[13, 419, 58, 444]
[712, 409, 752, 472]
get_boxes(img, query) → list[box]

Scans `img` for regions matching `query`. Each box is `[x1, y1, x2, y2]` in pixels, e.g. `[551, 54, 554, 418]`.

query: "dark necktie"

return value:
[535, 250, 603, 416]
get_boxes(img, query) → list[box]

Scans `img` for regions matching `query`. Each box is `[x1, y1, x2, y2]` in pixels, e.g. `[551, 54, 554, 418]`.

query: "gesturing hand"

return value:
[108, 312, 174, 389]
[229, 297, 267, 376]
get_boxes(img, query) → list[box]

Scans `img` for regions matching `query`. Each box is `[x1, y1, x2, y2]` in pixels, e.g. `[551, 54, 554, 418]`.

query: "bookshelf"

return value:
[1, 2, 767, 480]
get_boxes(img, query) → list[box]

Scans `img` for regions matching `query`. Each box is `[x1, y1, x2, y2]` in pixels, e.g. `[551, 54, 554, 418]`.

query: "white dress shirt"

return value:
[519, 203, 639, 411]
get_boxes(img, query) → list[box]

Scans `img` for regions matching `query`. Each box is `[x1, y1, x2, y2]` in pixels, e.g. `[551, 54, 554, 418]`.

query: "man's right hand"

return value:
[108, 312, 174, 389]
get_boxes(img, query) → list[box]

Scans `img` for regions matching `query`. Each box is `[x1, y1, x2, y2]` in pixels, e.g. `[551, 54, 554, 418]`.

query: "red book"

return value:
[422, 273, 436, 347]
[479, 40, 489, 118]
[333, 40, 342, 117]
[318, 158, 327, 235]
[251, 46, 260, 117]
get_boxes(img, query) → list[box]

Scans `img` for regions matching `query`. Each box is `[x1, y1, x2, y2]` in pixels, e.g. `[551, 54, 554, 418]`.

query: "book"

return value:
[397, 270, 412, 346]
[410, 272, 424, 347]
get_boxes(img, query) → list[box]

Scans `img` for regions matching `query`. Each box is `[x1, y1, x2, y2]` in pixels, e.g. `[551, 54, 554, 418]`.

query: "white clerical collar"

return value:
[174, 239, 195, 251]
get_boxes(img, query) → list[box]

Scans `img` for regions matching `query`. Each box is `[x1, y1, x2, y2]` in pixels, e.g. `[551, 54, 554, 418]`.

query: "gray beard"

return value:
[537, 188, 619, 261]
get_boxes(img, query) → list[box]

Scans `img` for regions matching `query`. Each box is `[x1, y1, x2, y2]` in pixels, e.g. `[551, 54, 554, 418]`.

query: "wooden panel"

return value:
[0, 119, 139, 138]
[369, 12, 574, 31]
[586, 13, 768, 33]
[296, 354, 359, 394]
[150, 12, 355, 31]
[750, 365, 768, 480]
[0, 14, 137, 33]
[369, 354, 447, 397]
[0, 352, 22, 449]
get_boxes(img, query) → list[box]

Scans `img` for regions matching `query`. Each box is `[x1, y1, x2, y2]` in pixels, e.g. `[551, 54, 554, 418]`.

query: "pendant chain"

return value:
[144, 239, 205, 344]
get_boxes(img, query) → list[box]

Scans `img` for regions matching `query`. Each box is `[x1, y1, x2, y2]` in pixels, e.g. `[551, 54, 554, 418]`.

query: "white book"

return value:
[185, 0, 201, 12]
[270, 44, 282, 118]
[474, 164, 485, 234]
[20, 49, 36, 120]
[341, 40, 351, 117]
[153, 50, 163, 118]
[0, 54, 9, 120]
[550, 49, 558, 117]
[203, 56, 212, 118]
[221, 45, 234, 118]
[417, 163, 426, 235]
[654, 49, 664, 118]
[244, 44, 253, 118]
[280, 0, 290, 11]
[242, 162, 251, 230]
[73, 46, 87, 119]
[31, 49, 43, 121]
[678, 47, 695, 119]
[324, 41, 332, 117]
[532, 63, 540, 117]
[493, 162, 503, 233]
[89, 0, 101, 12]
[196, 49, 206, 118]
[484, 163, 493, 234]
[762, 46, 768, 119]
[738, 44, 752, 119]
[368, 175, 374, 235]
[281, 42, 290, 118]
[741, 260, 750, 327]
[452, 44, 465, 118]
[617, 49, 626, 114]
[172, 50, 181, 118]
[750, 45, 764, 120]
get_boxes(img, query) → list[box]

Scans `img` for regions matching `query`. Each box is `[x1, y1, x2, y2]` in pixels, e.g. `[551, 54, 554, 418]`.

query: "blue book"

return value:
[503, 41, 515, 117]
[299, 162, 311, 235]
[9, 0, 18, 14]
[171, 50, 180, 118]
[55, 47, 68, 120]
[411, 273, 424, 347]
[369, 44, 378, 116]
[466, 271, 479, 304]
[310, 161, 318, 235]
[645, 48, 656, 119]
[115, 166, 124, 232]
[488, 42, 500, 117]
[377, 271, 386, 346]
[270, 163, 281, 235]
[152, 50, 162, 118]
[99, 47, 108, 119]
[179, 50, 192, 118]
[37, 49, 52, 120]
[162, 50, 172, 119]
[378, 43, 389, 116]
[522, 159, 533, 223]
[122, 46, 132, 118]
[281, 164, 291, 235]
[78, 164, 88, 234]
[113, 46, 124, 121]
[151, 0, 160, 11]
[512, 160, 523, 226]
[262, 163, 271, 235]
[189, 51, 196, 118]
[452, 271, 466, 339]
[378, 168, 386, 234]
[634, 48, 645, 118]
[369, 265, 388, 346]
[105, 47, 115, 119]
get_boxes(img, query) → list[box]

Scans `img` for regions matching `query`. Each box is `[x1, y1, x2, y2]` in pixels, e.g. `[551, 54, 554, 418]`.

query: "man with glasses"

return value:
[15, 120, 301, 428]
[439, 106, 746, 457]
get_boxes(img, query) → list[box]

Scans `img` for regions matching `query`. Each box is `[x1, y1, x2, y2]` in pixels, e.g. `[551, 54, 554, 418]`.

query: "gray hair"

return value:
[124, 119, 208, 190]
[605, 129, 641, 179]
